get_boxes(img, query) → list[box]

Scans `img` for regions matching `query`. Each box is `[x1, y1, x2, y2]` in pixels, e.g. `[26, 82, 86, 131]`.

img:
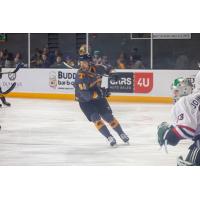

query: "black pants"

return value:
[79, 98, 112, 122]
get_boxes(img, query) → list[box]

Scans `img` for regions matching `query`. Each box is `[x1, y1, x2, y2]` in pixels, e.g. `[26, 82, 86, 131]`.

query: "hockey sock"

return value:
[101, 113, 125, 136]
[94, 120, 112, 138]
[109, 118, 125, 135]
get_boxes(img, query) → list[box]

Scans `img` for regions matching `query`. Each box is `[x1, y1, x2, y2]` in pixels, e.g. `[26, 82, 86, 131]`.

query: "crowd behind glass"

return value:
[0, 33, 200, 70]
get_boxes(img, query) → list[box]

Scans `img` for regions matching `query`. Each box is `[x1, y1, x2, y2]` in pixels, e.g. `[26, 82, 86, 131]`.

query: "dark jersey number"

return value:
[178, 113, 184, 120]
[191, 100, 199, 109]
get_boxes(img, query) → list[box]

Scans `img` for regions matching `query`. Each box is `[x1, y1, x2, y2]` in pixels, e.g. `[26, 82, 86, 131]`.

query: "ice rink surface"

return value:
[0, 98, 191, 166]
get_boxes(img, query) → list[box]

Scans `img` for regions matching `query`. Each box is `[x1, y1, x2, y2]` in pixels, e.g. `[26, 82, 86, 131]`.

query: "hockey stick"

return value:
[0, 63, 23, 75]
[158, 140, 168, 154]
[0, 82, 16, 95]
[63, 61, 74, 69]
[62, 61, 115, 78]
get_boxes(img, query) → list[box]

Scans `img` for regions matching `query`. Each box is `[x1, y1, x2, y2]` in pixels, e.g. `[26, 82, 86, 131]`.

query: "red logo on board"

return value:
[134, 72, 153, 93]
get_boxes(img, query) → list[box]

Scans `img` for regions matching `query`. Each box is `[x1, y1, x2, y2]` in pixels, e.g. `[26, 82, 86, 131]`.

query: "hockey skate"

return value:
[107, 136, 117, 147]
[119, 133, 129, 144]
[2, 101, 11, 107]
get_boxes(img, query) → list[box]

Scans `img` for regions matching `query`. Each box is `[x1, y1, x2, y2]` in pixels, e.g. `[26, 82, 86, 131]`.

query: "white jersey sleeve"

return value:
[171, 92, 200, 139]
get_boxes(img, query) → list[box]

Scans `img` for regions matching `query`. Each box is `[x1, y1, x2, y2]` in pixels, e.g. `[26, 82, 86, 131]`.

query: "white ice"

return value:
[0, 98, 191, 165]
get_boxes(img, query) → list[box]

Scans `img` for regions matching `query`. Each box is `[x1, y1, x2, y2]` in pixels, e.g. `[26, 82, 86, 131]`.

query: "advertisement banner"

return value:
[1, 68, 199, 97]
[108, 73, 133, 93]
[108, 72, 153, 94]
[49, 70, 77, 91]
[1, 68, 78, 94]
[134, 72, 153, 93]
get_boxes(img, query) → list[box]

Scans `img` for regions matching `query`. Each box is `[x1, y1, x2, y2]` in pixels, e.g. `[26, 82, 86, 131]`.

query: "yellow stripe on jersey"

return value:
[79, 73, 85, 79]
[92, 91, 98, 99]
[79, 84, 84, 90]
[82, 83, 87, 90]
[79, 83, 87, 90]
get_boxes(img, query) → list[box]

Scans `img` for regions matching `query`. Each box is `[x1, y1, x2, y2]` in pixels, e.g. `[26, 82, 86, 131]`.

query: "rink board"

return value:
[1, 68, 198, 103]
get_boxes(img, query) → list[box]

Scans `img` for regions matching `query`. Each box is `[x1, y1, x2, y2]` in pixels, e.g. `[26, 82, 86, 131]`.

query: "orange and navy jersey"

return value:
[74, 68, 101, 102]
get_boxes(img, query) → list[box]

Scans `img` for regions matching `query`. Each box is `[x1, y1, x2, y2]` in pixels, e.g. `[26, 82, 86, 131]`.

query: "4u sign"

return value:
[134, 72, 153, 93]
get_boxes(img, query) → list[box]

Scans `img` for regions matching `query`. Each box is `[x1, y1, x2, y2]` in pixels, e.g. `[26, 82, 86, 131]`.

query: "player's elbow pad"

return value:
[166, 126, 181, 146]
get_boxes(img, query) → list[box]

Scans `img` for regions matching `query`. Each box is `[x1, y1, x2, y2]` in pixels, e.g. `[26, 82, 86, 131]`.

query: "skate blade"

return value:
[123, 141, 130, 145]
[110, 144, 118, 148]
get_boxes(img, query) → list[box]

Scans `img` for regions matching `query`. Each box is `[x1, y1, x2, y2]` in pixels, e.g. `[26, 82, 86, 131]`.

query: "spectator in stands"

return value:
[43, 46, 54, 64]
[50, 55, 66, 68]
[129, 48, 145, 69]
[131, 60, 145, 69]
[31, 48, 42, 67]
[131, 48, 141, 61]
[31, 48, 64, 68]
[0, 50, 4, 78]
[0, 50, 5, 68]
[13, 52, 23, 66]
[175, 50, 189, 69]
[0, 49, 9, 67]
[2, 49, 8, 58]
[49, 49, 62, 65]
[40, 53, 51, 68]
[42, 47, 49, 56]
[54, 49, 62, 57]
[116, 52, 128, 69]
[190, 54, 200, 70]
[4, 53, 14, 68]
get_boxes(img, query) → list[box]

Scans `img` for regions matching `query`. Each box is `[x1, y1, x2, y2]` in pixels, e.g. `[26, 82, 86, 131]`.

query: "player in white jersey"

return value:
[157, 72, 200, 165]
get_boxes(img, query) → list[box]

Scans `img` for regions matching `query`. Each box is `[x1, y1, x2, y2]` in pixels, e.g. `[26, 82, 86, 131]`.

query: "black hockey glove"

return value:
[157, 122, 180, 147]
[157, 122, 171, 146]
[103, 88, 111, 97]
[105, 65, 113, 75]
[97, 87, 111, 98]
